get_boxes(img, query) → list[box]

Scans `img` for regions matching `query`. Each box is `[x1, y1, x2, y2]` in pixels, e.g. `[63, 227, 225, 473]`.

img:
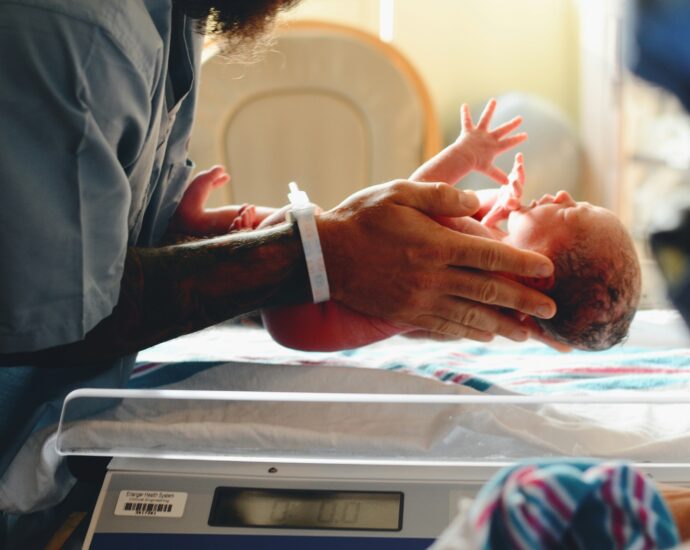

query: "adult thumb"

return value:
[398, 181, 479, 218]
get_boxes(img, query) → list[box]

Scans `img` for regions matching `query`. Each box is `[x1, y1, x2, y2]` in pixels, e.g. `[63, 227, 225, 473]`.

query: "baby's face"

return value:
[503, 191, 621, 256]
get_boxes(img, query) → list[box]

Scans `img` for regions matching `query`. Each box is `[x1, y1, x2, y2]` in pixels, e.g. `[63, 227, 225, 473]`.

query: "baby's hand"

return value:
[457, 98, 527, 184]
[481, 153, 525, 228]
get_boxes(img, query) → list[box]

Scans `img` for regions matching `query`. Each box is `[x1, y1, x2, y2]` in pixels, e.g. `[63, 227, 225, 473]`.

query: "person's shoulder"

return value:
[0, 0, 167, 72]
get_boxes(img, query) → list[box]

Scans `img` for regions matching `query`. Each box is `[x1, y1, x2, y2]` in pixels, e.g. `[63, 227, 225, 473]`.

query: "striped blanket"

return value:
[133, 338, 690, 396]
[431, 460, 680, 549]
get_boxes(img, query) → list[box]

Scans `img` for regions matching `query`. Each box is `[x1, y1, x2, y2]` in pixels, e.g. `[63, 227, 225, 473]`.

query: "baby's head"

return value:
[505, 191, 641, 350]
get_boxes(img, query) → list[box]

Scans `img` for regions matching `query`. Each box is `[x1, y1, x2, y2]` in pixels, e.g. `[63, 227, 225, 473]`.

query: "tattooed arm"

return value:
[0, 224, 310, 366]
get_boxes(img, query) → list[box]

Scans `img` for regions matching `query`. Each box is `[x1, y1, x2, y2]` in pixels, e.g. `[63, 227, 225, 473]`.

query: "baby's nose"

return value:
[554, 190, 575, 204]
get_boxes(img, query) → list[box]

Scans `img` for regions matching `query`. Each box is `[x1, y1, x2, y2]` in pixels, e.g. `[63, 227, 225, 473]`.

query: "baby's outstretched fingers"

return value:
[497, 133, 528, 153]
[476, 97, 497, 130]
[453, 100, 527, 183]
[460, 103, 475, 133]
[492, 116, 523, 139]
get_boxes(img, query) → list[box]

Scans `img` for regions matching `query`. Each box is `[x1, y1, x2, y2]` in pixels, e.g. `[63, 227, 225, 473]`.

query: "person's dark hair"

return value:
[535, 229, 641, 351]
[175, 0, 301, 52]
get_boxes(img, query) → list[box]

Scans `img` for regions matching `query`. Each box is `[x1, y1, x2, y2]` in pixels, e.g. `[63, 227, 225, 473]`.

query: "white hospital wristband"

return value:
[287, 182, 330, 303]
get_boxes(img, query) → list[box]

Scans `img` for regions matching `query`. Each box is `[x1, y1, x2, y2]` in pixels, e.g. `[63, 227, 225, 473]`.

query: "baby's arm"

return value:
[480, 153, 525, 228]
[410, 98, 527, 186]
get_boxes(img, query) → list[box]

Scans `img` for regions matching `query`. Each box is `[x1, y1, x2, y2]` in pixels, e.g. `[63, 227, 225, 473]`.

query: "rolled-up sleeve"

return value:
[0, 4, 156, 353]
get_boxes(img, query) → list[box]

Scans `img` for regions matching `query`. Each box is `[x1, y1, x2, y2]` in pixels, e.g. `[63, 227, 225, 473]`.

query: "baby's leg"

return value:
[172, 166, 230, 234]
[171, 166, 263, 236]
[262, 302, 407, 351]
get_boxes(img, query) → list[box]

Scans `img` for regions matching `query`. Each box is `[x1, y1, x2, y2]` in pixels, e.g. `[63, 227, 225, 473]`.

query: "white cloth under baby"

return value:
[5, 359, 690, 513]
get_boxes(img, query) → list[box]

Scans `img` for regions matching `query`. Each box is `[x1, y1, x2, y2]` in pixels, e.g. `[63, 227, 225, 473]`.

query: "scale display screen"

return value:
[209, 487, 403, 531]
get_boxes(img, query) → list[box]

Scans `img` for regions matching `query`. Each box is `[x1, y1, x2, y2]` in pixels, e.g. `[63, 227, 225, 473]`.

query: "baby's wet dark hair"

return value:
[535, 227, 641, 351]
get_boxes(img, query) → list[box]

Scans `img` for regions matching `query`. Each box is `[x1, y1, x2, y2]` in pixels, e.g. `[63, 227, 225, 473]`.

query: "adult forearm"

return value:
[1, 224, 310, 366]
[120, 224, 310, 342]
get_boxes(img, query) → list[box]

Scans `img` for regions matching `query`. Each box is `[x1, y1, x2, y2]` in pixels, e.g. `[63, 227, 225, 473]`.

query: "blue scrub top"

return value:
[0, 0, 203, 475]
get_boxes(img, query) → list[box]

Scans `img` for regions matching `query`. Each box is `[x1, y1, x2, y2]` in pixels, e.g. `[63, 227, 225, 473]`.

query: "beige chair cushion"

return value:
[190, 22, 438, 209]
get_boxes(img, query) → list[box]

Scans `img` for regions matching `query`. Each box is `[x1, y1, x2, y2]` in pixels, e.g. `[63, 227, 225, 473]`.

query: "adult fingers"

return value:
[413, 314, 495, 342]
[390, 181, 480, 218]
[476, 98, 497, 130]
[440, 296, 534, 341]
[436, 215, 494, 238]
[446, 233, 555, 285]
[401, 330, 466, 342]
[443, 269, 556, 320]
[492, 116, 523, 138]
[415, 296, 533, 342]
[530, 330, 572, 353]
[520, 316, 572, 352]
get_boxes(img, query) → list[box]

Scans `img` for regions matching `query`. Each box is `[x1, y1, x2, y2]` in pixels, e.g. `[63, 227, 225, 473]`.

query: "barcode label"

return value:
[123, 502, 173, 513]
[115, 490, 187, 518]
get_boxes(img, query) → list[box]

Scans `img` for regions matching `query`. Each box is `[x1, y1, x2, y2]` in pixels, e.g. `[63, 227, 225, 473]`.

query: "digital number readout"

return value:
[208, 487, 403, 531]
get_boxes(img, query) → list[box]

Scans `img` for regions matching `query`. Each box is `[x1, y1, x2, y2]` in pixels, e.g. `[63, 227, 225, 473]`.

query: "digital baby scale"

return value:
[56, 388, 690, 549]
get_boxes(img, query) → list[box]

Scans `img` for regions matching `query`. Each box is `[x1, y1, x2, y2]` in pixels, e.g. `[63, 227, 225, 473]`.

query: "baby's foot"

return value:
[229, 204, 257, 231]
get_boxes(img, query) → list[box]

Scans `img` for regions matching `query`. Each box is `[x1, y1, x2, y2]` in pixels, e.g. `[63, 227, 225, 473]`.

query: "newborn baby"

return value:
[172, 99, 640, 351]
[262, 153, 641, 351]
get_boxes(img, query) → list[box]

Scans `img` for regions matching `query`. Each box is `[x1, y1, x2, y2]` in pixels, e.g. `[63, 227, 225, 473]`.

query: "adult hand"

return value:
[317, 180, 556, 342]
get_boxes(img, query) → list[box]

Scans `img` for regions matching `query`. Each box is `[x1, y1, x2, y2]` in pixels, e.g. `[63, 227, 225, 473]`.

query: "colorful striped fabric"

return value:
[133, 311, 690, 396]
[440, 460, 680, 549]
[376, 345, 690, 395]
[132, 341, 690, 395]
